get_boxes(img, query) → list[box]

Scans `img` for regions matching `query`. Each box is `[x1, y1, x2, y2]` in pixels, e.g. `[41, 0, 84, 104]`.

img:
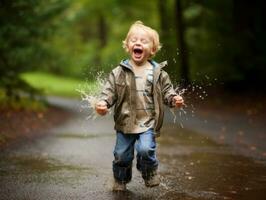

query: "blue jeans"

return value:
[113, 128, 158, 183]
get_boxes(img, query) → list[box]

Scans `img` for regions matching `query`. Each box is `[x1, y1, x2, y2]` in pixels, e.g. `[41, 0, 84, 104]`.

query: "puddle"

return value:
[157, 125, 266, 200]
[0, 154, 93, 186]
[159, 125, 221, 147]
[159, 152, 266, 199]
[0, 155, 90, 173]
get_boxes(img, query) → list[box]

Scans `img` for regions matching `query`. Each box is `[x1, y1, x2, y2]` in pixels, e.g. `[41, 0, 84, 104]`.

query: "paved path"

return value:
[0, 97, 266, 200]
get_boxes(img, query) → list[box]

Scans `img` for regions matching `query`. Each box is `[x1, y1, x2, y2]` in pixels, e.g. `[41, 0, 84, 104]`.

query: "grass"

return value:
[21, 72, 97, 98]
[0, 72, 99, 110]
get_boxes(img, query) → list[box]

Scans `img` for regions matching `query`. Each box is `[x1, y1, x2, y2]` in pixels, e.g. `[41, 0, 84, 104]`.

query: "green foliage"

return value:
[45, 0, 163, 80]
[0, 0, 70, 98]
[1, 0, 266, 100]
[21, 72, 90, 98]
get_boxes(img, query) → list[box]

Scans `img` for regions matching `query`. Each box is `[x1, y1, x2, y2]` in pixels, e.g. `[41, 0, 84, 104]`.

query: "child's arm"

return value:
[160, 70, 184, 108]
[96, 72, 117, 115]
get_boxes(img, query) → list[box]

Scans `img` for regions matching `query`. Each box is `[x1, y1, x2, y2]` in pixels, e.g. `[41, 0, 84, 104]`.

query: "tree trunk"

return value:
[158, 0, 177, 77]
[175, 0, 190, 85]
[232, 0, 260, 84]
[94, 14, 107, 67]
[158, 0, 169, 40]
[98, 14, 107, 48]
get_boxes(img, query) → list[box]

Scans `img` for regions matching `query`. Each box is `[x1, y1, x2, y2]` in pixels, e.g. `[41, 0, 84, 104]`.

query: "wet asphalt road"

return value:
[0, 97, 266, 200]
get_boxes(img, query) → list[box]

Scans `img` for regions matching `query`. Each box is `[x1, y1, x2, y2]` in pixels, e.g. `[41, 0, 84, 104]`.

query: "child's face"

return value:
[127, 28, 155, 65]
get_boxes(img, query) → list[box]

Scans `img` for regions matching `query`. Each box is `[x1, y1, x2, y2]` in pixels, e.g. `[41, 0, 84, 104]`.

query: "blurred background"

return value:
[0, 0, 266, 111]
[1, 0, 266, 99]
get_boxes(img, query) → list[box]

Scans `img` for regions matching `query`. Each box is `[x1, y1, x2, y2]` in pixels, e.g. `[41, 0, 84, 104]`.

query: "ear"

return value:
[150, 47, 156, 56]
[122, 40, 130, 53]
[126, 45, 130, 53]
[125, 43, 130, 53]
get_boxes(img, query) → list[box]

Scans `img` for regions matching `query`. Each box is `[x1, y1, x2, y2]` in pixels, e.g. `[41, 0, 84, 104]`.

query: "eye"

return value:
[130, 37, 137, 42]
[141, 39, 148, 44]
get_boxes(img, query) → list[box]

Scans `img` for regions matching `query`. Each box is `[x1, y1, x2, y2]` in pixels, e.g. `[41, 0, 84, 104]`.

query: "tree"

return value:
[0, 0, 69, 99]
[175, 0, 190, 85]
[232, 0, 266, 87]
[182, 0, 266, 88]
[158, 0, 172, 64]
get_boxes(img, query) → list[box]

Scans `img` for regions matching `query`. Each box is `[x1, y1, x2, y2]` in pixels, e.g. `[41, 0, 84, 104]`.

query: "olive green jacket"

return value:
[100, 59, 177, 136]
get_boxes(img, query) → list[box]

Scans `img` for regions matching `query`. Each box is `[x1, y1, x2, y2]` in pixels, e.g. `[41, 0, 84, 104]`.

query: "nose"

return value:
[135, 40, 141, 45]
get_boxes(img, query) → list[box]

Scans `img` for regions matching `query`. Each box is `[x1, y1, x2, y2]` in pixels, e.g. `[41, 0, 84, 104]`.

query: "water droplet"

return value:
[173, 58, 177, 63]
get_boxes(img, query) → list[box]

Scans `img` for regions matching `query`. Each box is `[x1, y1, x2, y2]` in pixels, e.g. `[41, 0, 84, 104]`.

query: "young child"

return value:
[95, 21, 184, 191]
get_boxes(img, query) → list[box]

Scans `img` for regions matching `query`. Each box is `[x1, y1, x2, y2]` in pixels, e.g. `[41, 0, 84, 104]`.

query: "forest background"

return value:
[0, 0, 265, 101]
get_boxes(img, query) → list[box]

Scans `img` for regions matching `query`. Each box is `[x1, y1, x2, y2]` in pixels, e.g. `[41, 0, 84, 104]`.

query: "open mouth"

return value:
[133, 48, 143, 54]
[133, 47, 143, 58]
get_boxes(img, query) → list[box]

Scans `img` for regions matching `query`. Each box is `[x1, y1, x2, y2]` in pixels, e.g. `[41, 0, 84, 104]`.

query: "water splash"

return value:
[170, 75, 218, 128]
[77, 71, 108, 120]
[78, 90, 99, 120]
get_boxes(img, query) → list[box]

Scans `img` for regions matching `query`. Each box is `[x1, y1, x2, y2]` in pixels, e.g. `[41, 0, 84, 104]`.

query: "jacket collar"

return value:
[119, 59, 168, 83]
[119, 59, 167, 70]
[119, 59, 132, 71]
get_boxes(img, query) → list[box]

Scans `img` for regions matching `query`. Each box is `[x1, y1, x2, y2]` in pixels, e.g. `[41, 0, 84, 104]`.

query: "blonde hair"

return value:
[122, 21, 162, 57]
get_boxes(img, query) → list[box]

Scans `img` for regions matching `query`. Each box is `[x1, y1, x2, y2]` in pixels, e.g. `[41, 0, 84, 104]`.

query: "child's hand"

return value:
[173, 95, 184, 108]
[95, 101, 108, 116]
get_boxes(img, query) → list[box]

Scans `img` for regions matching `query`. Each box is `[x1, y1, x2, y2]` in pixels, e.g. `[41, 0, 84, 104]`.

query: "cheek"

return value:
[127, 43, 134, 51]
[125, 43, 132, 53]
[145, 45, 154, 54]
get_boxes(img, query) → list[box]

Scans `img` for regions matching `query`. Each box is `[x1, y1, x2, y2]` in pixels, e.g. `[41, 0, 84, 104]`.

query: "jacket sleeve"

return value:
[160, 70, 177, 108]
[99, 71, 117, 108]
